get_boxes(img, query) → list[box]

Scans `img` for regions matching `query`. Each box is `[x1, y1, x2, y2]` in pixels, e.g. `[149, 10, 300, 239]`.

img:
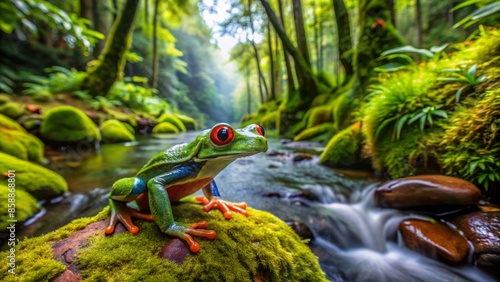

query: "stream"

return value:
[16, 132, 494, 281]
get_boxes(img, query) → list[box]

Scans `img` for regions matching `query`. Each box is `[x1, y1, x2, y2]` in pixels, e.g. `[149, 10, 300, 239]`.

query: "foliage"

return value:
[453, 0, 500, 28]
[439, 64, 487, 102]
[89, 96, 123, 111]
[0, 0, 104, 51]
[320, 122, 365, 167]
[375, 44, 449, 72]
[22, 66, 86, 99]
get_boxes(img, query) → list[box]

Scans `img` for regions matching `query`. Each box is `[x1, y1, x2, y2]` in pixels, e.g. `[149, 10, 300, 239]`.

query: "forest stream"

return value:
[11, 134, 493, 281]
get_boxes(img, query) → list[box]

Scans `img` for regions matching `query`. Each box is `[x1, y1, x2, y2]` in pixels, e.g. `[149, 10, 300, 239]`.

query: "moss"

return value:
[0, 152, 67, 200]
[320, 122, 366, 167]
[0, 128, 45, 163]
[260, 111, 278, 130]
[294, 123, 337, 143]
[40, 106, 101, 143]
[101, 119, 136, 143]
[0, 102, 26, 119]
[175, 114, 197, 130]
[158, 113, 187, 132]
[0, 185, 40, 230]
[0, 114, 26, 132]
[106, 108, 138, 128]
[0, 94, 11, 105]
[152, 122, 180, 134]
[305, 105, 333, 129]
[0, 204, 326, 281]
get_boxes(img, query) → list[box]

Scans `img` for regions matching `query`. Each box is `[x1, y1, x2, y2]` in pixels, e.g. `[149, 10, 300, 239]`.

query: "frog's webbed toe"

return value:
[195, 196, 248, 219]
[105, 200, 154, 235]
[164, 221, 216, 253]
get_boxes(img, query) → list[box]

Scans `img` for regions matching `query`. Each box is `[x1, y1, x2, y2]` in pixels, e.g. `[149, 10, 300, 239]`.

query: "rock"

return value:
[453, 211, 500, 278]
[292, 153, 314, 162]
[157, 113, 186, 132]
[286, 221, 314, 241]
[320, 122, 369, 168]
[40, 106, 101, 144]
[0, 94, 10, 105]
[0, 152, 67, 200]
[0, 204, 328, 281]
[100, 119, 135, 143]
[53, 270, 81, 282]
[375, 175, 481, 209]
[0, 127, 45, 163]
[152, 122, 179, 134]
[158, 239, 191, 264]
[294, 123, 336, 143]
[0, 184, 40, 230]
[399, 219, 470, 265]
[135, 116, 156, 134]
[175, 114, 197, 130]
[0, 101, 26, 119]
[0, 113, 26, 132]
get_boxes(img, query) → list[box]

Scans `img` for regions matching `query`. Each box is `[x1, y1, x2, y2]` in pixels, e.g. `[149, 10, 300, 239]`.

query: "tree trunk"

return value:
[80, 0, 94, 24]
[145, 0, 149, 26]
[332, 0, 354, 78]
[415, 0, 422, 48]
[247, 67, 251, 114]
[313, 0, 320, 70]
[318, 12, 324, 71]
[83, 0, 141, 97]
[111, 0, 118, 21]
[387, 0, 396, 26]
[292, 0, 312, 70]
[248, 0, 269, 103]
[278, 0, 295, 95]
[152, 0, 160, 88]
[267, 21, 276, 101]
[274, 30, 282, 98]
[92, 0, 112, 56]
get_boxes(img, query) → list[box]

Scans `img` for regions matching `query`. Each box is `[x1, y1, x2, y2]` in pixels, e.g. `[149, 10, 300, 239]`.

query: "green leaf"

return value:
[489, 173, 495, 182]
[470, 3, 500, 21]
[478, 162, 486, 170]
[419, 115, 426, 131]
[427, 113, 433, 126]
[374, 63, 408, 73]
[478, 173, 487, 184]
[375, 116, 397, 140]
[470, 161, 478, 174]
[395, 115, 409, 140]
[456, 85, 468, 102]
[408, 112, 425, 125]
[477, 75, 487, 83]
[432, 110, 448, 119]
[430, 44, 449, 53]
[438, 77, 470, 84]
[382, 54, 416, 65]
[467, 64, 477, 78]
[381, 45, 434, 58]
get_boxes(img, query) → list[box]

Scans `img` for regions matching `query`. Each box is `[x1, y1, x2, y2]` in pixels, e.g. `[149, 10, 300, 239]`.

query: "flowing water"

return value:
[14, 132, 494, 281]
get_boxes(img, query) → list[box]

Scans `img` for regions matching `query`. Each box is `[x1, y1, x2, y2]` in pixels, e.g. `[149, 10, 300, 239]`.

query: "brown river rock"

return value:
[399, 219, 470, 265]
[453, 211, 500, 279]
[375, 175, 481, 209]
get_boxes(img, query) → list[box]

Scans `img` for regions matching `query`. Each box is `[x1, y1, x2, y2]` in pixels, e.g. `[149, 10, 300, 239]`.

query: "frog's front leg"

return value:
[149, 168, 216, 253]
[195, 180, 248, 219]
[105, 177, 154, 235]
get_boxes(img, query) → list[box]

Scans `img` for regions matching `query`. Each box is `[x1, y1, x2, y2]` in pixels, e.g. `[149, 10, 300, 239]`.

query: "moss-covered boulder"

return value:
[0, 152, 67, 200]
[260, 111, 278, 130]
[0, 185, 40, 230]
[40, 106, 101, 144]
[305, 105, 333, 129]
[320, 122, 368, 168]
[0, 102, 26, 119]
[0, 203, 327, 281]
[152, 122, 179, 134]
[100, 119, 135, 143]
[294, 123, 337, 142]
[0, 128, 45, 163]
[175, 114, 197, 130]
[0, 113, 25, 132]
[158, 113, 186, 132]
[0, 94, 11, 105]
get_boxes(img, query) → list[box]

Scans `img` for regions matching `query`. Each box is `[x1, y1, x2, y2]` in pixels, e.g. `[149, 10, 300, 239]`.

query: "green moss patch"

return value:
[153, 122, 180, 134]
[320, 122, 366, 168]
[0, 102, 26, 119]
[294, 123, 337, 142]
[0, 204, 327, 281]
[0, 114, 25, 132]
[0, 152, 67, 200]
[158, 113, 187, 132]
[101, 119, 136, 143]
[0, 185, 40, 230]
[175, 114, 197, 130]
[40, 106, 101, 143]
[0, 128, 45, 163]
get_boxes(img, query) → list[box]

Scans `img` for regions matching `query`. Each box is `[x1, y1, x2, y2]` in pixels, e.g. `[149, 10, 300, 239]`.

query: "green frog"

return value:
[105, 123, 267, 253]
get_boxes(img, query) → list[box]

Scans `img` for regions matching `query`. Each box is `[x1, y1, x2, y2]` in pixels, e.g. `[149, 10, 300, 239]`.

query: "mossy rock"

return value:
[100, 119, 136, 143]
[0, 128, 45, 163]
[0, 152, 67, 200]
[158, 113, 186, 132]
[0, 203, 327, 281]
[295, 123, 337, 143]
[260, 111, 278, 130]
[305, 105, 333, 129]
[320, 122, 367, 168]
[175, 114, 197, 130]
[0, 94, 11, 105]
[0, 113, 26, 132]
[0, 184, 40, 230]
[40, 106, 101, 143]
[0, 102, 26, 119]
[152, 122, 180, 134]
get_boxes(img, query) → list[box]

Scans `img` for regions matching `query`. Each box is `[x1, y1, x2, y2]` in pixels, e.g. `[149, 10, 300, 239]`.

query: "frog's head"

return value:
[195, 123, 268, 160]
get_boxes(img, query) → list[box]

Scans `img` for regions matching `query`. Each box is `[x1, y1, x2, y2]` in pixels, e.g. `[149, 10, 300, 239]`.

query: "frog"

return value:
[104, 123, 268, 253]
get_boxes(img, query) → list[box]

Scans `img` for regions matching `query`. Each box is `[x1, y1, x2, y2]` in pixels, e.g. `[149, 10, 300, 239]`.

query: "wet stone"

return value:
[286, 221, 314, 241]
[399, 219, 470, 265]
[158, 238, 191, 264]
[375, 175, 481, 209]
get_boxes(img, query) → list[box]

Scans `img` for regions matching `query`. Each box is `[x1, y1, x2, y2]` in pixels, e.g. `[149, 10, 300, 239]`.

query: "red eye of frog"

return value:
[210, 125, 234, 146]
[255, 124, 265, 136]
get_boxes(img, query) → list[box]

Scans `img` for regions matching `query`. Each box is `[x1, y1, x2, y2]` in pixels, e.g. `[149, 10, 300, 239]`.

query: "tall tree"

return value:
[278, 0, 296, 95]
[332, 0, 354, 78]
[248, 0, 269, 103]
[83, 0, 141, 97]
[152, 0, 160, 88]
[267, 21, 276, 100]
[415, 0, 422, 47]
[92, 0, 113, 55]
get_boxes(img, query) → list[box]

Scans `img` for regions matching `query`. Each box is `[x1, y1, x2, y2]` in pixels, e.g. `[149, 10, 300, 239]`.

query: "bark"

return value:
[292, 0, 312, 69]
[318, 12, 324, 71]
[247, 67, 251, 115]
[332, 0, 354, 77]
[84, 0, 141, 97]
[152, 0, 160, 88]
[415, 0, 422, 48]
[248, 0, 269, 103]
[111, 0, 118, 21]
[145, 0, 149, 26]
[274, 30, 282, 98]
[278, 0, 295, 94]
[267, 21, 276, 100]
[80, 0, 94, 24]
[313, 0, 320, 70]
[92, 0, 112, 56]
[387, 0, 396, 26]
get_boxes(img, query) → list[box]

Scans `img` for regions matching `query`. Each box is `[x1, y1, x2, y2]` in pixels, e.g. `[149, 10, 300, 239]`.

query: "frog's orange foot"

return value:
[105, 203, 153, 235]
[168, 221, 216, 253]
[195, 196, 248, 219]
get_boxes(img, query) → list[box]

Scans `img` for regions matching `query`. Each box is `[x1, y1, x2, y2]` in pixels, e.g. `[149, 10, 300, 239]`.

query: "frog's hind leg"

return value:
[105, 177, 154, 235]
[196, 180, 248, 219]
